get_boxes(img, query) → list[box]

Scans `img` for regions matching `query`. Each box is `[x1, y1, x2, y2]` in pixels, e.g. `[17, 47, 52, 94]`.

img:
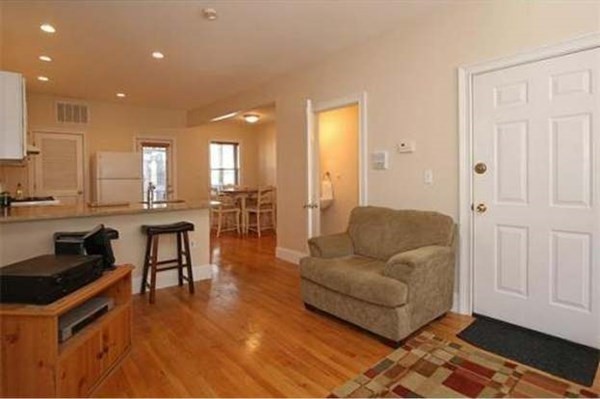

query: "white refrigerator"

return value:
[92, 151, 142, 204]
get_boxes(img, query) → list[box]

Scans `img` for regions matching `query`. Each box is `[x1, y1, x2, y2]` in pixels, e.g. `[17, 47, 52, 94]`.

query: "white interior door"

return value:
[33, 131, 85, 205]
[473, 48, 600, 348]
[306, 100, 321, 238]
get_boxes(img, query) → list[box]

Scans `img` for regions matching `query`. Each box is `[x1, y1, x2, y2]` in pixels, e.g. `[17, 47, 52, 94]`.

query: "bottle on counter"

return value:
[15, 183, 23, 199]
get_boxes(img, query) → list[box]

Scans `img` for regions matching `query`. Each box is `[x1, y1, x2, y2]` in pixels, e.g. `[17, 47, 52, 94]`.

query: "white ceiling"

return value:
[1, 0, 441, 110]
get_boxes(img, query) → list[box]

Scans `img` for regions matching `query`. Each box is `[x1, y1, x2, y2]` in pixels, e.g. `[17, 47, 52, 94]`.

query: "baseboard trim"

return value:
[275, 246, 308, 265]
[451, 291, 460, 313]
[131, 264, 214, 295]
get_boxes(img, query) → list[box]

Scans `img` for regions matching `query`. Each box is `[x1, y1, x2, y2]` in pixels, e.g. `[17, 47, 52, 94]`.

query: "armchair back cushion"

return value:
[347, 207, 454, 260]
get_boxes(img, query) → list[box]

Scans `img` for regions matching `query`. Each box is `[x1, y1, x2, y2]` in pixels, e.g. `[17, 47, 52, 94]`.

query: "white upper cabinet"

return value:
[0, 71, 27, 160]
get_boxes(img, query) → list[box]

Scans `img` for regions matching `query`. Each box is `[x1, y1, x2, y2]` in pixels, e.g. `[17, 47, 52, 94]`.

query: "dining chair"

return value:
[211, 194, 241, 237]
[245, 186, 276, 237]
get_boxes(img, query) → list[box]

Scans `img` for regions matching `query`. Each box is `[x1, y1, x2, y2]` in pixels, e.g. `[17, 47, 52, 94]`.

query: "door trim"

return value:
[457, 33, 600, 315]
[29, 128, 87, 203]
[134, 135, 177, 199]
[305, 92, 368, 238]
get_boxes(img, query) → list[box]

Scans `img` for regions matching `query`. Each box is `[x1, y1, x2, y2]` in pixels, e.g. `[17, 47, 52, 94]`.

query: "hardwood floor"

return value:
[95, 233, 599, 397]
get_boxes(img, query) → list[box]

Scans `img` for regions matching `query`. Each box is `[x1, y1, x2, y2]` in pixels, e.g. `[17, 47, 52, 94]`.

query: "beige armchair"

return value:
[299, 206, 455, 346]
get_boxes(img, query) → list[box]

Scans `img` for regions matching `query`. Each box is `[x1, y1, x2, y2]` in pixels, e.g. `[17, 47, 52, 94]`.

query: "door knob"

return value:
[474, 162, 487, 175]
[475, 203, 487, 213]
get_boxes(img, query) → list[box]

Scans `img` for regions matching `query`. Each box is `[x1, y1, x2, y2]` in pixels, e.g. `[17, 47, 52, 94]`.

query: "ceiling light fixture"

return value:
[243, 114, 260, 124]
[40, 23, 56, 33]
[210, 111, 238, 122]
[152, 51, 165, 59]
[37, 76, 50, 82]
[39, 55, 52, 62]
[202, 8, 218, 21]
[116, 92, 126, 98]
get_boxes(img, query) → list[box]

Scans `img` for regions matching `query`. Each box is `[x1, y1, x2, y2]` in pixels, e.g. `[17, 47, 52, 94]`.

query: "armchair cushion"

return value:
[307, 232, 354, 258]
[300, 255, 408, 307]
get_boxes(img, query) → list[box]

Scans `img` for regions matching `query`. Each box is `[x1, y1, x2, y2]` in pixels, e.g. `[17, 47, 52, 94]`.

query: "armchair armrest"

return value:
[307, 233, 354, 258]
[383, 245, 455, 329]
[383, 245, 453, 283]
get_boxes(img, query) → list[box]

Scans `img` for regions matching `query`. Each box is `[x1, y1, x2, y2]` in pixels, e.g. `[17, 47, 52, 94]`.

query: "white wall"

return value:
[187, 0, 600, 255]
[256, 121, 277, 186]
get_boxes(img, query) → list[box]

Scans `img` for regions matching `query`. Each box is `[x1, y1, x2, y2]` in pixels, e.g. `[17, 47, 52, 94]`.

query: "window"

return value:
[210, 142, 240, 188]
[138, 141, 173, 201]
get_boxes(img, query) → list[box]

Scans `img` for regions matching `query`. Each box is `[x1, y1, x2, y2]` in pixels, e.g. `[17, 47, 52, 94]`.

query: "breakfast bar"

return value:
[0, 201, 213, 292]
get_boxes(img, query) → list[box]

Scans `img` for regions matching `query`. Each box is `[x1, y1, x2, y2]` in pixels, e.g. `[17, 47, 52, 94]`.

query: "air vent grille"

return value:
[56, 101, 89, 124]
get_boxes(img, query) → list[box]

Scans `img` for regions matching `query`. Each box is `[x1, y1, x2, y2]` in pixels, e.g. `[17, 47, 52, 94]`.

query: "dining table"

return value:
[219, 187, 258, 234]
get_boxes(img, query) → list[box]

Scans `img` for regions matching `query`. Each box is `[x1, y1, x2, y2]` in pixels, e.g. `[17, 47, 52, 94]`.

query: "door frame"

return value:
[29, 128, 87, 203]
[457, 33, 600, 315]
[134, 135, 177, 199]
[306, 92, 368, 238]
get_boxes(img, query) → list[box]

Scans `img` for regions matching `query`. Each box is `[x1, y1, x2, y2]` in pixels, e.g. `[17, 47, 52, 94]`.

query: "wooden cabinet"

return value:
[0, 265, 133, 397]
[0, 71, 26, 160]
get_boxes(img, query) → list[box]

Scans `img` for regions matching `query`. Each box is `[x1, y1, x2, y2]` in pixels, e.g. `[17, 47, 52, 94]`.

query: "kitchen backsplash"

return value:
[0, 163, 30, 196]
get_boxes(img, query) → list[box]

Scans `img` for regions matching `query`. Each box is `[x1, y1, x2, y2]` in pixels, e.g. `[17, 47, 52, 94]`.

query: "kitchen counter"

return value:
[0, 200, 211, 224]
[0, 200, 212, 289]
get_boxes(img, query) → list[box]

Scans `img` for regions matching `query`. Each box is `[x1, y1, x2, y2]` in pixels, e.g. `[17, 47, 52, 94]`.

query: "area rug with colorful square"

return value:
[329, 332, 598, 398]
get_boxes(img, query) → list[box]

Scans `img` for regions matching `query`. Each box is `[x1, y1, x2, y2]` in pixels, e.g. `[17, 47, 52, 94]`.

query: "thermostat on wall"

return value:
[371, 151, 389, 170]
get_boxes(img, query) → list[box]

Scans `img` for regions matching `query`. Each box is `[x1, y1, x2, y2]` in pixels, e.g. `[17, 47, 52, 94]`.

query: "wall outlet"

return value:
[396, 140, 416, 153]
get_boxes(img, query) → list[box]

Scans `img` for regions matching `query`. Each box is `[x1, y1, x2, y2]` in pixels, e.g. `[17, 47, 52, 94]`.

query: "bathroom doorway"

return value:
[305, 93, 367, 238]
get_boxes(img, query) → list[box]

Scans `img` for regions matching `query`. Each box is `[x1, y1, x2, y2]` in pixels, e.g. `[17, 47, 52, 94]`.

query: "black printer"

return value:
[0, 254, 104, 304]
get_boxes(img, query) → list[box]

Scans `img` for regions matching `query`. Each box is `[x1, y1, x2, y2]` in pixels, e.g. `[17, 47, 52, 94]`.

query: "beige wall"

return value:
[0, 93, 271, 202]
[256, 121, 277, 186]
[178, 120, 261, 200]
[186, 0, 600, 254]
[318, 105, 358, 235]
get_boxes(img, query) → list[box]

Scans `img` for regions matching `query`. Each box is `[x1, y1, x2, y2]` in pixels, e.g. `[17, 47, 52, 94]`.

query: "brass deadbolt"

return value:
[476, 203, 487, 213]
[474, 162, 487, 174]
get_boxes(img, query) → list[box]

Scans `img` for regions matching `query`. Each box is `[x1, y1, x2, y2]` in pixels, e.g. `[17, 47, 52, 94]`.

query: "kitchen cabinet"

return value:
[0, 71, 27, 160]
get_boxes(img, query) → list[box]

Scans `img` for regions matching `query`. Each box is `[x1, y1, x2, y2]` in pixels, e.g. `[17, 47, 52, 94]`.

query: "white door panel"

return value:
[33, 132, 84, 205]
[473, 48, 600, 348]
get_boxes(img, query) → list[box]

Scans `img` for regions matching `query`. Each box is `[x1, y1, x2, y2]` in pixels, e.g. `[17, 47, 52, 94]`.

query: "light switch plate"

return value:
[371, 151, 389, 170]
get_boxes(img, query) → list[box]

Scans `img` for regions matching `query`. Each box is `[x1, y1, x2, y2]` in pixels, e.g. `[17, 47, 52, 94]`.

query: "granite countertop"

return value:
[0, 200, 211, 224]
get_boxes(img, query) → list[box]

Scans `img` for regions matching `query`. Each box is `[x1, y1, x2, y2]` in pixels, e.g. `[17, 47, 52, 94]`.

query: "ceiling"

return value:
[1, 0, 442, 110]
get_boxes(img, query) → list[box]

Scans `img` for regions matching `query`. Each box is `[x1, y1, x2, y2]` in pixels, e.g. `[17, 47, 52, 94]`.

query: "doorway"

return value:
[135, 137, 176, 200]
[306, 93, 367, 238]
[31, 131, 85, 205]
[460, 39, 600, 348]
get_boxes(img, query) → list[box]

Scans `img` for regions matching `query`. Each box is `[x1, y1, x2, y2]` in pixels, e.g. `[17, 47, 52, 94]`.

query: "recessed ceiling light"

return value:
[202, 8, 218, 21]
[40, 23, 56, 33]
[37, 76, 50, 82]
[116, 93, 126, 98]
[243, 114, 260, 124]
[210, 111, 238, 122]
[39, 55, 52, 62]
[152, 51, 165, 59]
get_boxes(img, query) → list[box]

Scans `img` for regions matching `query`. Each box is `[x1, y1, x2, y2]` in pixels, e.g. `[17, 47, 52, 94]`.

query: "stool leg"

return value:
[176, 232, 184, 286]
[141, 234, 152, 294]
[183, 231, 195, 294]
[149, 235, 159, 304]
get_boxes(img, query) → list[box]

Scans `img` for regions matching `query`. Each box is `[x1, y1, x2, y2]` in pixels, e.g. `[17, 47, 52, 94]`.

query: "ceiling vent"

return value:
[56, 100, 89, 124]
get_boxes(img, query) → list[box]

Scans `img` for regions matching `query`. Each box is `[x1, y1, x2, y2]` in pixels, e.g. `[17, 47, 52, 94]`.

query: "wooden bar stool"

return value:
[140, 221, 195, 304]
